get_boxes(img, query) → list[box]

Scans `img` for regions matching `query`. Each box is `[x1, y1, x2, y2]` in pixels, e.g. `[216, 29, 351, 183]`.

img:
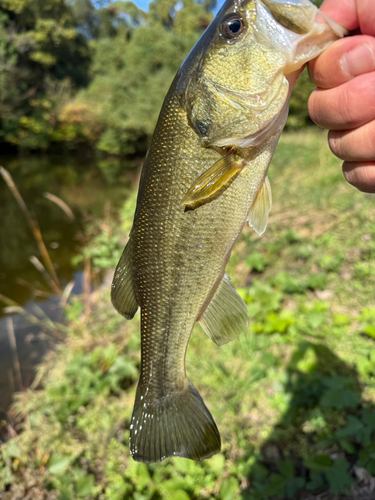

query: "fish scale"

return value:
[111, 0, 346, 463]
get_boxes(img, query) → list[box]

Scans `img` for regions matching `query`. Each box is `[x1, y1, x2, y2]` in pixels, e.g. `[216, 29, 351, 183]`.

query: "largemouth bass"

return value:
[112, 0, 346, 463]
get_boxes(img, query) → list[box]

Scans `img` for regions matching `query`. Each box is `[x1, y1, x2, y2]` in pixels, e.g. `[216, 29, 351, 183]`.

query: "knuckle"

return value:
[339, 86, 356, 126]
[308, 91, 326, 126]
[328, 131, 347, 160]
[344, 75, 375, 125]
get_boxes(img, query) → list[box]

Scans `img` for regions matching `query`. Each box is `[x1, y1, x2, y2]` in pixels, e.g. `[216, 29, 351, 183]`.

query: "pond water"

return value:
[0, 152, 137, 421]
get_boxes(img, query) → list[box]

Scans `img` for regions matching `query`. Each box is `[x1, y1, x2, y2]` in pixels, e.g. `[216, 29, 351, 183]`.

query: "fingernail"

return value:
[341, 44, 375, 77]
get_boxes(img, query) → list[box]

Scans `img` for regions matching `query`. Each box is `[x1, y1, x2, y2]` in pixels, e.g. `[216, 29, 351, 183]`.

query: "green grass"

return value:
[2, 129, 375, 500]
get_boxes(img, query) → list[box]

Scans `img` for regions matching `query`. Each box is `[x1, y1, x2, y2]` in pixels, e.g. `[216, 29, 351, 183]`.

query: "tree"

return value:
[0, 0, 90, 148]
[0, 0, 319, 154]
[76, 0, 214, 155]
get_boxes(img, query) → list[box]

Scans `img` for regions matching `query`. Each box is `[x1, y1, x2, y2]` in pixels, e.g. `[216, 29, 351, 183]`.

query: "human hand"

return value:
[308, 0, 375, 193]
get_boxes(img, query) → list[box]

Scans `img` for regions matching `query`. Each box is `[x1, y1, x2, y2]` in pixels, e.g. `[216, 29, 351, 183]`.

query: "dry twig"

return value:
[0, 166, 61, 294]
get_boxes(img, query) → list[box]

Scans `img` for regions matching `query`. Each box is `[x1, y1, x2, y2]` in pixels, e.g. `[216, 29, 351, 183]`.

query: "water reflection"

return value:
[0, 153, 133, 314]
[0, 153, 134, 418]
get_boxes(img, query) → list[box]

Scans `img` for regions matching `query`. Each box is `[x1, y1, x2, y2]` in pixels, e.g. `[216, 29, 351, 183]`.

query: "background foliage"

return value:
[0, 0, 318, 156]
[0, 0, 214, 154]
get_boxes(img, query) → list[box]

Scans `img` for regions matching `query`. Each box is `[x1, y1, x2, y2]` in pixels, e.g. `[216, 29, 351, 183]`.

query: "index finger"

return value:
[308, 35, 375, 88]
[320, 0, 375, 36]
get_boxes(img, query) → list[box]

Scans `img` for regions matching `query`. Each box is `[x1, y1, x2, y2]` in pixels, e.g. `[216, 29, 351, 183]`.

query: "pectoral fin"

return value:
[248, 176, 272, 236]
[199, 274, 248, 346]
[111, 240, 138, 319]
[182, 154, 243, 211]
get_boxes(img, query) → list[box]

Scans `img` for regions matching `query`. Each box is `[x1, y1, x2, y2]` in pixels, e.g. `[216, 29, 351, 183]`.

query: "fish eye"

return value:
[220, 14, 245, 40]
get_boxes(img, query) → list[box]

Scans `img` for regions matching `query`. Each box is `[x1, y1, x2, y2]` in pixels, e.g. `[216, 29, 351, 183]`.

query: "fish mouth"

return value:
[206, 74, 289, 148]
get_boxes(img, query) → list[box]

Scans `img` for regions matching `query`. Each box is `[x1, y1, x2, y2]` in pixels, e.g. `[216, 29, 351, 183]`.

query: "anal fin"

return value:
[111, 240, 138, 319]
[199, 274, 248, 346]
[182, 154, 243, 211]
[248, 176, 272, 236]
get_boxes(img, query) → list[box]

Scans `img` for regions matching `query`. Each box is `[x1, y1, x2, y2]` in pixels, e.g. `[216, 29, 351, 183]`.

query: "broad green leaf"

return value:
[358, 443, 375, 475]
[134, 463, 151, 489]
[251, 463, 269, 482]
[363, 324, 375, 338]
[277, 459, 294, 478]
[325, 459, 353, 495]
[338, 438, 356, 454]
[296, 347, 318, 374]
[264, 474, 286, 497]
[77, 474, 95, 497]
[286, 477, 305, 498]
[320, 389, 360, 409]
[48, 455, 71, 475]
[173, 458, 202, 476]
[306, 471, 326, 491]
[305, 273, 327, 291]
[246, 252, 269, 272]
[168, 491, 191, 500]
[219, 477, 239, 500]
[208, 454, 225, 475]
[303, 455, 333, 472]
[335, 416, 363, 438]
[160, 478, 189, 493]
[322, 376, 348, 391]
[3, 441, 20, 459]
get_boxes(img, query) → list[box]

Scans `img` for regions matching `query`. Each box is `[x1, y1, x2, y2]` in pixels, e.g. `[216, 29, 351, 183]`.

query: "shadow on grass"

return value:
[242, 341, 375, 500]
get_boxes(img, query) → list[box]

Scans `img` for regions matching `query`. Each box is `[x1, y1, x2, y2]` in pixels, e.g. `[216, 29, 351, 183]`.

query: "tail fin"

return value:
[129, 381, 221, 463]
